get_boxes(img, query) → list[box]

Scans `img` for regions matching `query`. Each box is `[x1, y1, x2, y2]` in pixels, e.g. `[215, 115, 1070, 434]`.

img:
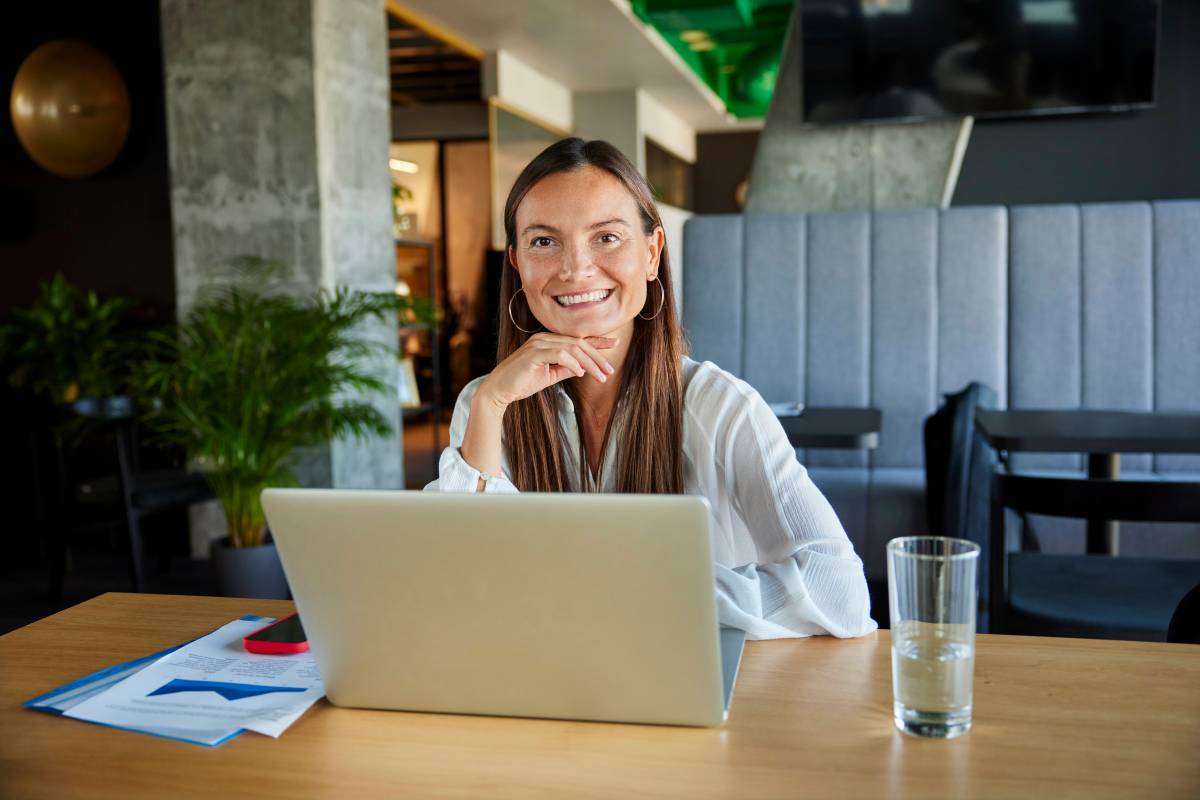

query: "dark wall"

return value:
[953, 0, 1200, 206]
[694, 131, 760, 214]
[0, 0, 175, 316]
[694, 0, 1200, 211]
[1, 2, 175, 565]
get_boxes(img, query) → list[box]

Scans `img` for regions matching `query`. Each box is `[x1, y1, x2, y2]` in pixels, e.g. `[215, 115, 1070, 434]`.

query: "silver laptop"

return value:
[261, 489, 745, 727]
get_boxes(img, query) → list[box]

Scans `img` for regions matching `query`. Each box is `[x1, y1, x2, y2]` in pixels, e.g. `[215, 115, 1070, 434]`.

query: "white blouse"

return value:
[425, 357, 878, 641]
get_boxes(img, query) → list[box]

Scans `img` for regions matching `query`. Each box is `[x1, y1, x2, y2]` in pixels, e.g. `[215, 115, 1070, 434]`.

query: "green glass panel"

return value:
[631, 0, 789, 119]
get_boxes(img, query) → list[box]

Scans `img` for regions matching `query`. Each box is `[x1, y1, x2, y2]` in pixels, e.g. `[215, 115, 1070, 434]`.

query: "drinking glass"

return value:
[887, 536, 980, 739]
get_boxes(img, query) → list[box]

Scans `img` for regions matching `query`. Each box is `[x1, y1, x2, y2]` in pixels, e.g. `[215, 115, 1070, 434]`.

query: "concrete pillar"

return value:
[311, 0, 402, 489]
[160, 0, 401, 552]
[746, 9, 972, 213]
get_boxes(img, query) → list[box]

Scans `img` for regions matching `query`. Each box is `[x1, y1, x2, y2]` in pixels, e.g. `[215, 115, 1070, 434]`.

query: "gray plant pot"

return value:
[211, 536, 291, 599]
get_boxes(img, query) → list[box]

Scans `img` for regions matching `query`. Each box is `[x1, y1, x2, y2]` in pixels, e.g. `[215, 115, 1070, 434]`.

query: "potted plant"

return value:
[136, 262, 409, 598]
[0, 273, 137, 418]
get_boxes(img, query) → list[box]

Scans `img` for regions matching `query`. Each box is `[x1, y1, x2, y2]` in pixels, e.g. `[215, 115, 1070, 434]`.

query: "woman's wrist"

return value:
[462, 381, 507, 487]
[472, 381, 511, 418]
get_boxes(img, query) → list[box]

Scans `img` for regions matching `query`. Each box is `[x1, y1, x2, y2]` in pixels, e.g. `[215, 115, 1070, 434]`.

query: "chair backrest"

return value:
[988, 472, 1200, 633]
[924, 382, 1000, 607]
[1167, 584, 1200, 644]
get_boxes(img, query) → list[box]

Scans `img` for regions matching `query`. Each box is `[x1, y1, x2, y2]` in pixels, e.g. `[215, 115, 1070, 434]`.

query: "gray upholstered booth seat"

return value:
[682, 201, 1200, 582]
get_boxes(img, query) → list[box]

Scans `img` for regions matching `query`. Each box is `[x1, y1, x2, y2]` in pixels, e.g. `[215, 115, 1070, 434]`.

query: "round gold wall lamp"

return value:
[9, 39, 131, 179]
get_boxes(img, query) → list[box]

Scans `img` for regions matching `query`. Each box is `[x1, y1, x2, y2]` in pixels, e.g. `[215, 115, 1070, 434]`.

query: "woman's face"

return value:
[509, 166, 663, 340]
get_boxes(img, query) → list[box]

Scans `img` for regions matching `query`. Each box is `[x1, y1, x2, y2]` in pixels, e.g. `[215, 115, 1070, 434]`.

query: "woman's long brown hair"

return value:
[498, 138, 684, 494]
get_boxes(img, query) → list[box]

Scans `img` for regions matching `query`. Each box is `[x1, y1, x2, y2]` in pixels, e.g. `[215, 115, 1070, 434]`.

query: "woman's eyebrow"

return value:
[521, 218, 630, 236]
[590, 218, 630, 229]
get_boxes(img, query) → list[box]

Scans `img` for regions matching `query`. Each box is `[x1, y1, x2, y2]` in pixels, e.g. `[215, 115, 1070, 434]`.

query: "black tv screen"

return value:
[800, 0, 1159, 124]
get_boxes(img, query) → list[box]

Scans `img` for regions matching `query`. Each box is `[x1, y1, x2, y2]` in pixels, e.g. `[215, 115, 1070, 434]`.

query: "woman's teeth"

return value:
[556, 289, 611, 307]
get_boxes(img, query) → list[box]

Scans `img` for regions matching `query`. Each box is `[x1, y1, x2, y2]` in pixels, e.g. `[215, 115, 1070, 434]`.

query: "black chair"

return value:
[1167, 583, 1200, 644]
[43, 399, 212, 596]
[989, 471, 1200, 641]
[924, 381, 1000, 630]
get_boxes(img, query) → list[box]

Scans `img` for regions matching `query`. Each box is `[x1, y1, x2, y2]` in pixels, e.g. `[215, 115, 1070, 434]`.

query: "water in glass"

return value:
[891, 619, 974, 738]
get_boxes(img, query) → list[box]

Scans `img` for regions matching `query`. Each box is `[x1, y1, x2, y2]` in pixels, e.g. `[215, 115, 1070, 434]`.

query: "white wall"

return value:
[657, 202, 691, 315]
[483, 50, 572, 133]
[637, 89, 696, 166]
[573, 91, 639, 166]
[573, 89, 696, 176]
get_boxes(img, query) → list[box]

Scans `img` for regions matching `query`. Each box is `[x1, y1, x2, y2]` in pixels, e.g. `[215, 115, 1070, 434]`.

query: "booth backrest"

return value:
[683, 200, 1200, 575]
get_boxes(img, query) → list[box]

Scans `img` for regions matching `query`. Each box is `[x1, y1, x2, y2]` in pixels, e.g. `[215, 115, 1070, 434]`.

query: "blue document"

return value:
[23, 615, 273, 747]
[62, 616, 325, 739]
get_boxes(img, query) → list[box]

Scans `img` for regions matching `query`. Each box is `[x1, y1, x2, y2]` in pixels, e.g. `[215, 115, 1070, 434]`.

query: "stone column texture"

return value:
[160, 0, 401, 512]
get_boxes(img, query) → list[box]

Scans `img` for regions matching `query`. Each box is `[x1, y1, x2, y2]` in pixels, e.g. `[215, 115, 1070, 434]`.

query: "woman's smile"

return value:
[552, 287, 614, 310]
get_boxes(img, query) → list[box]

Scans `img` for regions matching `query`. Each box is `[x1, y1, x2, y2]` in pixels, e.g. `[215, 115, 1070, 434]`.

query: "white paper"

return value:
[65, 617, 325, 739]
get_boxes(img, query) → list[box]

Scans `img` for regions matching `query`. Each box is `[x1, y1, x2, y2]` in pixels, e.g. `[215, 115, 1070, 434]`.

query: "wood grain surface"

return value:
[1, 593, 1198, 799]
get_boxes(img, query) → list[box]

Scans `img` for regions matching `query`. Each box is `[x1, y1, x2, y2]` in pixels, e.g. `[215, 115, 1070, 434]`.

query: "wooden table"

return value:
[2, 593, 1198, 799]
[775, 407, 882, 450]
[976, 409, 1200, 554]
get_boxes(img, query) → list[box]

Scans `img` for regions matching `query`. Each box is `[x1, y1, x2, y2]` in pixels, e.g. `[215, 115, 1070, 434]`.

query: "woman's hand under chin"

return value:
[476, 332, 618, 411]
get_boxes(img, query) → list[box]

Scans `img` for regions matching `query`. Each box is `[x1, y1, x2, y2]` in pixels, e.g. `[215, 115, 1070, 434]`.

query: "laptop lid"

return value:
[261, 489, 732, 727]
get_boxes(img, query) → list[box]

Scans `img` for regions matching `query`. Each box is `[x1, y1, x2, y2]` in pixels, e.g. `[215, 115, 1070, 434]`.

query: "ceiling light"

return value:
[389, 158, 419, 174]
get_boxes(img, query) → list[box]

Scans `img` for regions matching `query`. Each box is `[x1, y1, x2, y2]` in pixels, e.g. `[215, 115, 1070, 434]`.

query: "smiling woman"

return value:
[424, 138, 876, 641]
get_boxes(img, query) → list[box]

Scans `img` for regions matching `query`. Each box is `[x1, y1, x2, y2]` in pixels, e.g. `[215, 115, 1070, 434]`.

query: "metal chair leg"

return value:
[125, 512, 145, 593]
[114, 424, 145, 592]
[989, 472, 1008, 635]
[45, 435, 69, 601]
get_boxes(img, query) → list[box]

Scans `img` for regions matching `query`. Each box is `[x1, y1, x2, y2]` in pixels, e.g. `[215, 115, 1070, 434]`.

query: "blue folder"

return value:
[23, 614, 274, 747]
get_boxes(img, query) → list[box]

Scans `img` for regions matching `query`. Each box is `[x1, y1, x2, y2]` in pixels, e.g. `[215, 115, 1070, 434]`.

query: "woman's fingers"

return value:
[545, 343, 604, 383]
[539, 348, 585, 380]
[524, 333, 618, 382]
[567, 343, 608, 382]
[576, 339, 617, 375]
[529, 332, 617, 352]
[543, 336, 615, 376]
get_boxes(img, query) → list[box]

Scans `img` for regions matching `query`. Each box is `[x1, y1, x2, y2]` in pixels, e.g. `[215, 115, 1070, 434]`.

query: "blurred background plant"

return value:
[0, 273, 137, 405]
[398, 291, 437, 331]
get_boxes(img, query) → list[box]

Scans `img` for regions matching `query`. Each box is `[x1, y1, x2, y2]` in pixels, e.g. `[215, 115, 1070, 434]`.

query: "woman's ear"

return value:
[507, 244, 519, 272]
[647, 226, 665, 279]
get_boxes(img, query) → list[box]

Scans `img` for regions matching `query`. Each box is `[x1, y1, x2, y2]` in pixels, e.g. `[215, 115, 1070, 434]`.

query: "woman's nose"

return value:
[558, 242, 595, 280]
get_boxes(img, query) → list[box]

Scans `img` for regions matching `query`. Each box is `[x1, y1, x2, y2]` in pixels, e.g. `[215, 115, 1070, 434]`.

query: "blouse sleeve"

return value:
[423, 377, 519, 494]
[711, 386, 877, 640]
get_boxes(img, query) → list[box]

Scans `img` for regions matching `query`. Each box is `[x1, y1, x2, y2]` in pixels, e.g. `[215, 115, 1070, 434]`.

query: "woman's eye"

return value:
[530, 237, 554, 248]
[599, 233, 620, 244]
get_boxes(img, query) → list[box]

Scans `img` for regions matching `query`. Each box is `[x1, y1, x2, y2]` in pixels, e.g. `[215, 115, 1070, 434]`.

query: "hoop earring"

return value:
[638, 279, 665, 321]
[507, 287, 542, 334]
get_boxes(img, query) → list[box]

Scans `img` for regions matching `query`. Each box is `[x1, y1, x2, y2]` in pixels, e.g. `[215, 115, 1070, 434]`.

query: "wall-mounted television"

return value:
[800, 0, 1160, 124]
